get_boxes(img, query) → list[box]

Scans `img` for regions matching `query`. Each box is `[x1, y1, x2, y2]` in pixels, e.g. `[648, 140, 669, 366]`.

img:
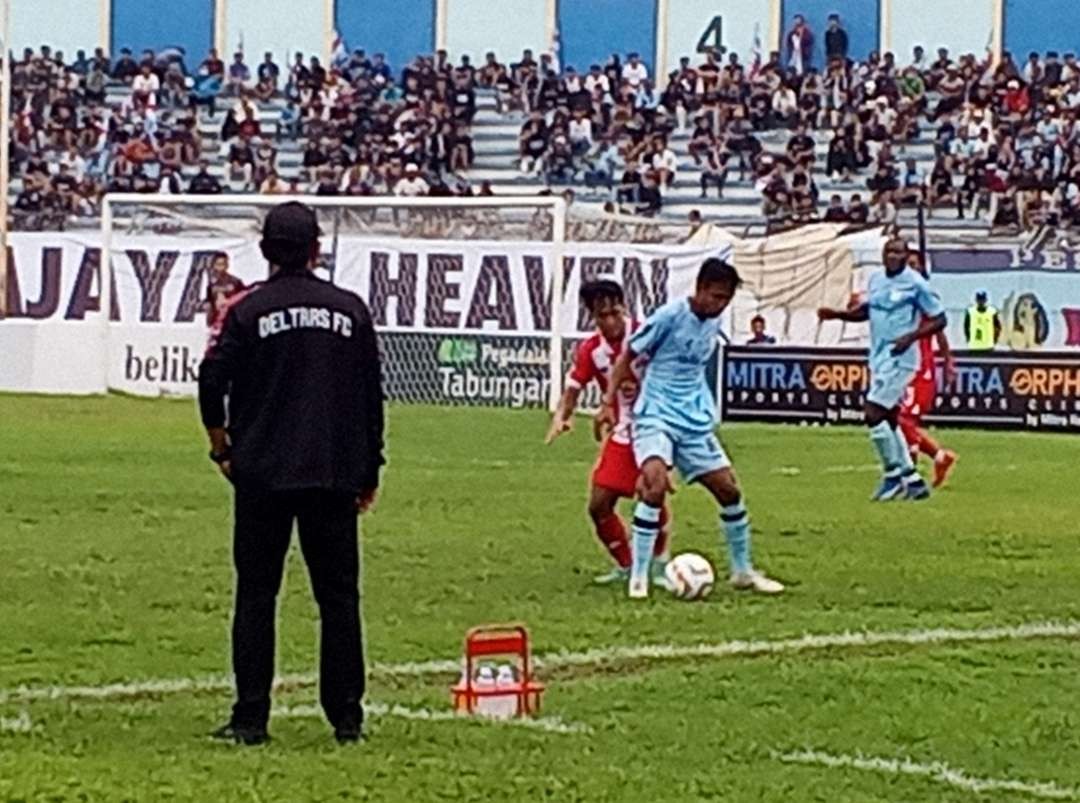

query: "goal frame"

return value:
[100, 193, 569, 410]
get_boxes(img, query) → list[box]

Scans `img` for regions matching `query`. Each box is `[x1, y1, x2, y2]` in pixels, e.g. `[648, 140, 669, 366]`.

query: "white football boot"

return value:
[730, 569, 785, 595]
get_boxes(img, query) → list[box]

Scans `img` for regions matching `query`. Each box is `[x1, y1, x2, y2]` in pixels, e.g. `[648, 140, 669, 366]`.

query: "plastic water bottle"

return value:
[474, 664, 500, 717]
[490, 663, 519, 718]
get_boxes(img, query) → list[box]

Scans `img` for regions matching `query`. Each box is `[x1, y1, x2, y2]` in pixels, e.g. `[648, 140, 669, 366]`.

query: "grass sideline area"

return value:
[2, 394, 1079, 802]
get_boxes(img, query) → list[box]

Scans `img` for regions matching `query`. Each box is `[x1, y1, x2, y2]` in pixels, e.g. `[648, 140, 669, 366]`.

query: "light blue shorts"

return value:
[867, 359, 917, 410]
[632, 418, 731, 483]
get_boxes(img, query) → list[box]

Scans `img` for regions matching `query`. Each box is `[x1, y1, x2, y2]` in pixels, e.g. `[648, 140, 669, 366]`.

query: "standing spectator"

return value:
[746, 315, 777, 345]
[964, 291, 1001, 350]
[824, 15, 849, 63]
[786, 15, 814, 74]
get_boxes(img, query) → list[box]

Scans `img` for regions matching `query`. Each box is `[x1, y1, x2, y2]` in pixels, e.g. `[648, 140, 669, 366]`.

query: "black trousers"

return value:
[230, 485, 364, 729]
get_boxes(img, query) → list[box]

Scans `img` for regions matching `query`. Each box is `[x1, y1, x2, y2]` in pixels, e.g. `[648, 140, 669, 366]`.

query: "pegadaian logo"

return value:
[437, 338, 479, 365]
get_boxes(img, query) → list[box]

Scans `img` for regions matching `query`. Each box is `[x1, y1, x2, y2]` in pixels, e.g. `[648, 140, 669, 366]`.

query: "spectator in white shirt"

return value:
[394, 163, 430, 196]
[621, 53, 648, 89]
[649, 137, 678, 188]
[131, 64, 160, 111]
[568, 111, 593, 155]
[584, 64, 610, 97]
[771, 84, 798, 128]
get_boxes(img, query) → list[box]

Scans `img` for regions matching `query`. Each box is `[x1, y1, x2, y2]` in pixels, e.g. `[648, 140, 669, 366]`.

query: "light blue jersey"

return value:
[866, 268, 944, 409]
[629, 298, 729, 483]
[867, 269, 944, 372]
[630, 297, 721, 435]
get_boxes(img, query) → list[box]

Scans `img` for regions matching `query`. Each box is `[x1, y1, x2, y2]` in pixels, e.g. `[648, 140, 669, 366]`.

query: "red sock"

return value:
[594, 513, 631, 568]
[917, 429, 941, 459]
[898, 416, 920, 454]
[654, 505, 671, 558]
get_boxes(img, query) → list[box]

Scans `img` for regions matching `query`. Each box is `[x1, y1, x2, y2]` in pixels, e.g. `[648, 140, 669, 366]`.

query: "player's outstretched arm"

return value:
[818, 303, 869, 323]
[545, 386, 582, 444]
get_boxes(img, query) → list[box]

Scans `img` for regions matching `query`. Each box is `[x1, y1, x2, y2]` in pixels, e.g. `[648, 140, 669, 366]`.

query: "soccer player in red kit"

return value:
[546, 280, 671, 585]
[899, 251, 958, 487]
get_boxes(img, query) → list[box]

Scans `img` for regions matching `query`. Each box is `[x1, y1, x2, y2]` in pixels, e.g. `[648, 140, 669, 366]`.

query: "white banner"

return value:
[334, 237, 733, 337]
[1, 231, 867, 397]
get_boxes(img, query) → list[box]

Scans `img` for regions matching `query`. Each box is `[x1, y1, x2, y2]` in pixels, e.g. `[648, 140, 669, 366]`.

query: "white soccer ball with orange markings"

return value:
[664, 553, 715, 601]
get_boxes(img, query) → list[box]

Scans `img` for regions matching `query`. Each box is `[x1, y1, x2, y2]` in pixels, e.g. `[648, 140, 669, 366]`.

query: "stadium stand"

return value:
[8, 40, 1078, 240]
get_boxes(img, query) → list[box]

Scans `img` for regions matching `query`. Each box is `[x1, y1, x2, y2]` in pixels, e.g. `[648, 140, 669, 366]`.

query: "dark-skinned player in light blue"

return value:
[818, 237, 947, 501]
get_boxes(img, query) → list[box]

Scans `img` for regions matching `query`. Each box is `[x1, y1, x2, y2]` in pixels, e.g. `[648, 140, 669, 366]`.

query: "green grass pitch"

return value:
[1, 394, 1079, 802]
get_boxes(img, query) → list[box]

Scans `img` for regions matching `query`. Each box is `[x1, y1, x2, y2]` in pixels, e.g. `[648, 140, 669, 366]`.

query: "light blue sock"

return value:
[891, 427, 922, 484]
[631, 502, 661, 580]
[721, 501, 752, 575]
[869, 421, 900, 477]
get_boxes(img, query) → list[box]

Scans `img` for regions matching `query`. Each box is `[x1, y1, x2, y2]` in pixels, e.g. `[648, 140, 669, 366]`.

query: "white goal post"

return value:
[100, 193, 569, 410]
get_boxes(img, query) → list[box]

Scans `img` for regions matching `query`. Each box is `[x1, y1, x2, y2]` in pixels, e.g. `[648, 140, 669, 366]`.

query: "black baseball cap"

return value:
[261, 201, 321, 245]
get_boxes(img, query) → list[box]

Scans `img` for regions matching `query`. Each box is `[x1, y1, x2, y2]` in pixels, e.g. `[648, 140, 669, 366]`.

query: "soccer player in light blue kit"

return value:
[598, 258, 785, 599]
[818, 237, 947, 500]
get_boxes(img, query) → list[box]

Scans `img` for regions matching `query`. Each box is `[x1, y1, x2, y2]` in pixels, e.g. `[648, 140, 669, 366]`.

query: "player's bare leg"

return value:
[628, 458, 669, 599]
[697, 468, 784, 595]
[587, 485, 631, 585]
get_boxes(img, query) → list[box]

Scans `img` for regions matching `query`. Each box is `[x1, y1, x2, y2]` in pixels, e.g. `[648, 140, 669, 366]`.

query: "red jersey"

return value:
[566, 322, 643, 445]
[205, 284, 256, 355]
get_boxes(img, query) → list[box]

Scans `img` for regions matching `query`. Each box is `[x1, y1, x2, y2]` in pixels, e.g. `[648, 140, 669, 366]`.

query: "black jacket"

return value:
[198, 270, 384, 493]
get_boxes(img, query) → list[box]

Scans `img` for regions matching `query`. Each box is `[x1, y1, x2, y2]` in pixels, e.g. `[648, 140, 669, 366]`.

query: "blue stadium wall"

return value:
[8, 1, 1066, 83]
[558, 0, 658, 73]
[1003, 0, 1080, 60]
[112, 0, 215, 64]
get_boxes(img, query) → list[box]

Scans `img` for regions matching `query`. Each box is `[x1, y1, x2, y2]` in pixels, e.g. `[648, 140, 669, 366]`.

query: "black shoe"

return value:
[210, 722, 269, 746]
[334, 712, 364, 744]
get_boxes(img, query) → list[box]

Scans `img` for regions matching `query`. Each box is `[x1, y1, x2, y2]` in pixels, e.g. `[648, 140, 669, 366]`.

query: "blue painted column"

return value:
[557, 0, 658, 74]
[336, 0, 437, 74]
[112, 0, 214, 64]
[779, 0, 880, 68]
[1004, 0, 1080, 59]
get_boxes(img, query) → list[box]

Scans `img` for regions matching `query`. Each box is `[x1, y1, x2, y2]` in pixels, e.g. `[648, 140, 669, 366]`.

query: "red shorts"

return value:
[900, 377, 936, 425]
[591, 439, 639, 498]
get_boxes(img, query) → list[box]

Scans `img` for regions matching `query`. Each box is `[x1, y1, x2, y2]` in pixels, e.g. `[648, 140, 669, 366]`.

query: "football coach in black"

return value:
[198, 201, 384, 745]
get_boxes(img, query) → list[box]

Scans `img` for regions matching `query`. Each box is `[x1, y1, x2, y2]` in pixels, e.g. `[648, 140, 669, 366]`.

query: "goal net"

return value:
[98, 194, 575, 409]
[96, 194, 745, 411]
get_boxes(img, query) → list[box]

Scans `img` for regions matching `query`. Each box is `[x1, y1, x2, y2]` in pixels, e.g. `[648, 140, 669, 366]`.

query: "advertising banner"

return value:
[722, 346, 1080, 431]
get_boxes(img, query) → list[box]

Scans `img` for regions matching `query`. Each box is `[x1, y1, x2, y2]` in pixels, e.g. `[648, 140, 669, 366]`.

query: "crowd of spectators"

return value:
[12, 24, 1080, 234]
[7, 42, 491, 228]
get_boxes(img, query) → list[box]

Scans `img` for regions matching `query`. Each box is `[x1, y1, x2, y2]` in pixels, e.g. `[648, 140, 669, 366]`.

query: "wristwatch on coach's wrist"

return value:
[209, 449, 231, 464]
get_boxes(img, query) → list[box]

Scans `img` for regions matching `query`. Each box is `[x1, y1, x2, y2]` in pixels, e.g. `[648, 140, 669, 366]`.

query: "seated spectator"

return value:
[822, 194, 848, 221]
[112, 48, 139, 83]
[897, 157, 926, 206]
[847, 193, 869, 223]
[131, 64, 161, 110]
[201, 48, 225, 79]
[635, 170, 663, 216]
[869, 194, 898, 225]
[518, 110, 548, 175]
[225, 52, 251, 95]
[257, 53, 280, 90]
[394, 163, 430, 196]
[787, 123, 816, 167]
[648, 136, 678, 187]
[190, 68, 223, 116]
[188, 160, 223, 194]
[700, 138, 729, 198]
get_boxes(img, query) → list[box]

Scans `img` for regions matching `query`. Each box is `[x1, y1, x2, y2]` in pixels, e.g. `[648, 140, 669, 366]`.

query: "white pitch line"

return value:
[777, 749, 1080, 801]
[1, 619, 1078, 706]
[275, 702, 589, 735]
